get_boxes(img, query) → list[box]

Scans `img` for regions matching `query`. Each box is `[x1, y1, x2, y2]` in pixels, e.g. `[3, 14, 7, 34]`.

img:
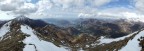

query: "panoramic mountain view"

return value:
[0, 0, 144, 51]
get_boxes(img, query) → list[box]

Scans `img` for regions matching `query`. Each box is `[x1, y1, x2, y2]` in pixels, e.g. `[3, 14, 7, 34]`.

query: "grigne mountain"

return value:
[0, 15, 144, 51]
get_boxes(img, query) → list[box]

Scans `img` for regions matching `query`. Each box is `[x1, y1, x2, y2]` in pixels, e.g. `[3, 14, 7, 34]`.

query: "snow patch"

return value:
[21, 25, 67, 51]
[119, 30, 144, 51]
[99, 31, 138, 44]
[23, 45, 36, 51]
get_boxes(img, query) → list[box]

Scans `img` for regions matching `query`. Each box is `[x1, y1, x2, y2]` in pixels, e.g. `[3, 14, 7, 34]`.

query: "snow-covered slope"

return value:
[0, 21, 11, 40]
[119, 30, 144, 51]
[21, 25, 67, 51]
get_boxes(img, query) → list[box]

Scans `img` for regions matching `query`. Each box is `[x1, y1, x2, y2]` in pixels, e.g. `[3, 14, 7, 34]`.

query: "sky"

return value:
[0, 0, 144, 20]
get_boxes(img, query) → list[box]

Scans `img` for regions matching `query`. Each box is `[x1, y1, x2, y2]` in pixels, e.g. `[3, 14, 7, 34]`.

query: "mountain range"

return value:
[0, 15, 144, 51]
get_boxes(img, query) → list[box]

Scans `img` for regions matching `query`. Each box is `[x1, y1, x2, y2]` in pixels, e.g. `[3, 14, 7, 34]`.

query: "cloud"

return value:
[92, 0, 111, 7]
[51, 0, 112, 8]
[0, 0, 113, 18]
[134, 0, 144, 13]
[0, 0, 24, 11]
[78, 7, 144, 20]
[13, 3, 38, 15]
[28, 0, 113, 18]
[0, 0, 37, 16]
[1, 0, 142, 19]
[36, 0, 53, 12]
[26, 0, 32, 2]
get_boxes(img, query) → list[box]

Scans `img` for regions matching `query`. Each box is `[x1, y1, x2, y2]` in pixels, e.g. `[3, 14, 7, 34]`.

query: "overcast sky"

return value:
[0, 0, 144, 20]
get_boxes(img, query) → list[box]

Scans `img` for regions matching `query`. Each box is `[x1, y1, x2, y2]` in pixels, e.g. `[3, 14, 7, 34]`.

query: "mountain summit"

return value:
[14, 15, 31, 22]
